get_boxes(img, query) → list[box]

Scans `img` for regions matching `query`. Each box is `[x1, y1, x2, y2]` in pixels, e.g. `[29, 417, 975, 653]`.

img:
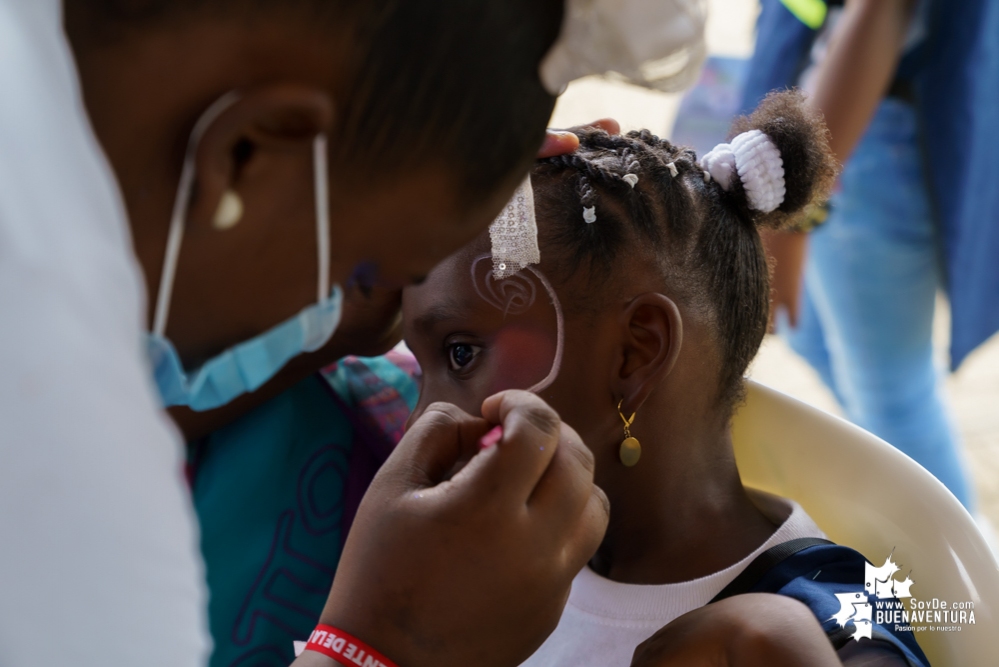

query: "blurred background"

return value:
[550, 0, 999, 531]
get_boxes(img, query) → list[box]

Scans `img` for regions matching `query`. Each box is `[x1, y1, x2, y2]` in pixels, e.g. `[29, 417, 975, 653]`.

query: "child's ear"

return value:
[187, 84, 335, 229]
[615, 293, 683, 414]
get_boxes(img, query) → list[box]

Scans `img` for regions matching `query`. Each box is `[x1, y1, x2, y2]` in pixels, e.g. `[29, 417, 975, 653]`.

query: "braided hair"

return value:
[535, 90, 837, 412]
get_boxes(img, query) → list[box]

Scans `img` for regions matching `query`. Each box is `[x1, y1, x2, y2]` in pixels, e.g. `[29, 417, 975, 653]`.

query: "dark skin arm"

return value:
[631, 594, 908, 667]
[766, 0, 915, 327]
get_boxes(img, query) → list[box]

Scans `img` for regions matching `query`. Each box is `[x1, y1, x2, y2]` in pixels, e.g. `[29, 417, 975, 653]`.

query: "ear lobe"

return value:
[616, 293, 683, 414]
[187, 85, 335, 227]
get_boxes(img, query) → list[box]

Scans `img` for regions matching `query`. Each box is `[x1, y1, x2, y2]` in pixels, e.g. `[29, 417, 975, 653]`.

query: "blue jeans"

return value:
[780, 99, 975, 509]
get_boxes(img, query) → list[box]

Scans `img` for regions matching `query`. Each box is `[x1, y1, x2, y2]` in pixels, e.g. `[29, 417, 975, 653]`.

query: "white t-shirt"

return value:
[0, 2, 209, 665]
[520, 491, 826, 667]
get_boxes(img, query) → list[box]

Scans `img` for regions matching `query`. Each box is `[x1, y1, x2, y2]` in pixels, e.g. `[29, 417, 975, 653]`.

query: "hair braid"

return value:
[578, 175, 597, 208]
[550, 147, 646, 222]
[620, 148, 641, 175]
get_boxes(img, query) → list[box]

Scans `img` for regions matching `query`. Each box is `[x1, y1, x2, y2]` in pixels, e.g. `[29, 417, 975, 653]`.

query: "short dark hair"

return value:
[535, 91, 837, 414]
[70, 0, 564, 203]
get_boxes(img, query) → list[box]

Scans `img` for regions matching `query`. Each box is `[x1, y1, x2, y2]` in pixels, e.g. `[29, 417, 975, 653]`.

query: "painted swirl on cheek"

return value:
[471, 255, 564, 393]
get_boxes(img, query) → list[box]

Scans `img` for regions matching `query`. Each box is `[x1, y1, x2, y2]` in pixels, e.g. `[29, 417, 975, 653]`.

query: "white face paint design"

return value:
[471, 254, 564, 394]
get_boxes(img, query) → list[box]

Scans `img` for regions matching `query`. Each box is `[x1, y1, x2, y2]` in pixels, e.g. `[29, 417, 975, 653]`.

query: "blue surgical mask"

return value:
[146, 93, 341, 411]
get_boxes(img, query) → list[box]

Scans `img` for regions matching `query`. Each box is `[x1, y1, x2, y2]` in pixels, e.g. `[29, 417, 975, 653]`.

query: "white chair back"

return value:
[732, 380, 999, 666]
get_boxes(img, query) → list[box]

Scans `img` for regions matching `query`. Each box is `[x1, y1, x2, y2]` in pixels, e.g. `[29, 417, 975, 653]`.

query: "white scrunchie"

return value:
[700, 130, 786, 213]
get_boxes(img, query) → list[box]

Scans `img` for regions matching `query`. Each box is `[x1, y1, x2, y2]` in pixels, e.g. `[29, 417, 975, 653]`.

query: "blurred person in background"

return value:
[742, 0, 999, 512]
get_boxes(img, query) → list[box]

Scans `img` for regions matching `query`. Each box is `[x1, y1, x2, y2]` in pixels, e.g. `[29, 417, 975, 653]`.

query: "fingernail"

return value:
[479, 425, 503, 450]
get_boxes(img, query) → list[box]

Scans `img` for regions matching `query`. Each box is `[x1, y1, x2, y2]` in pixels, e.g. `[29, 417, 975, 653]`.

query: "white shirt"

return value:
[0, 2, 209, 665]
[520, 491, 826, 667]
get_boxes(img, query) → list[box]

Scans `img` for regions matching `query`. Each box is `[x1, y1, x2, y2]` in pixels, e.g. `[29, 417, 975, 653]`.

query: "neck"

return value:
[591, 388, 777, 585]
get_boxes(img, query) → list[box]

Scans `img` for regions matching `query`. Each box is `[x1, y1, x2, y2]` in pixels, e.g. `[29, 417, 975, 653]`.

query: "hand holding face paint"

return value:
[538, 118, 621, 158]
[315, 391, 610, 667]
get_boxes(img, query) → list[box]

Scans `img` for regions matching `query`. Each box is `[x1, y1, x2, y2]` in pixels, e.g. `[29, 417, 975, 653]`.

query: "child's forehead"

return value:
[431, 236, 489, 281]
[406, 238, 555, 330]
[405, 249, 490, 320]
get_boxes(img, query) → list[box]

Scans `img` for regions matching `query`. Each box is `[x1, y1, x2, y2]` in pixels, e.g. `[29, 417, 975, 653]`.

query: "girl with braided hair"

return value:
[402, 91, 929, 667]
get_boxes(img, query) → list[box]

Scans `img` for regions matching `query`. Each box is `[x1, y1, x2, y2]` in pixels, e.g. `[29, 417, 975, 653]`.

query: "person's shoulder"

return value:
[758, 543, 931, 667]
[318, 351, 421, 448]
[321, 350, 420, 407]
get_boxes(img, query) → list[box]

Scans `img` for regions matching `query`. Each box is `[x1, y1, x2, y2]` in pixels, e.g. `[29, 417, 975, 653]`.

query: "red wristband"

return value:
[305, 625, 398, 667]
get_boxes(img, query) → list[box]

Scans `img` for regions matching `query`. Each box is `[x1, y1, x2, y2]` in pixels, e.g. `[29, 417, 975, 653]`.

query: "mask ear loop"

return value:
[152, 93, 332, 340]
[152, 92, 242, 338]
[313, 134, 331, 303]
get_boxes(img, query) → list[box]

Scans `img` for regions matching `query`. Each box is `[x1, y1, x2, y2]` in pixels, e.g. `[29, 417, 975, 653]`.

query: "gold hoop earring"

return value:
[617, 399, 641, 467]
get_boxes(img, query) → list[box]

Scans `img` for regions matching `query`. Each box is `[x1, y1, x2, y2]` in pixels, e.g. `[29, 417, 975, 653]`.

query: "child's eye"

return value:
[448, 343, 482, 372]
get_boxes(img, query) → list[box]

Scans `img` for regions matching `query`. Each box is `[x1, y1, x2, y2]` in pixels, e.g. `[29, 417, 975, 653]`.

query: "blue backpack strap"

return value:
[710, 537, 834, 603]
[710, 540, 931, 667]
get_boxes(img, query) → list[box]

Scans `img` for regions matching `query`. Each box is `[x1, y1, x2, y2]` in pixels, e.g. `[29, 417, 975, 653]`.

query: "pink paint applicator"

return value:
[479, 425, 503, 450]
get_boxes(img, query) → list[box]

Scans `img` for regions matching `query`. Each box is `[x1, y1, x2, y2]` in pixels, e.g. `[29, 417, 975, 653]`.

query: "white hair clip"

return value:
[490, 177, 540, 280]
[700, 129, 785, 213]
[583, 206, 597, 223]
[623, 173, 639, 188]
[666, 162, 679, 178]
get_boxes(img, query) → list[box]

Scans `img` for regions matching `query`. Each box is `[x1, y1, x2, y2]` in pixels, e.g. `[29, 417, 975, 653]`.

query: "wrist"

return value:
[291, 648, 349, 667]
[304, 624, 399, 667]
